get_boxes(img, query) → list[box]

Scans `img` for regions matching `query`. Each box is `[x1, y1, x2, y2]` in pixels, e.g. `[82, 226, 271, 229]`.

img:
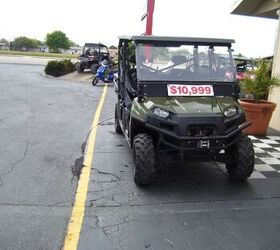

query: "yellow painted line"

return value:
[63, 84, 108, 250]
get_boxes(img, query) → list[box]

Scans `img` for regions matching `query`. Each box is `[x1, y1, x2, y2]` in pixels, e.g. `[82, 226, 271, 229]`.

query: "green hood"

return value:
[143, 97, 237, 115]
[132, 97, 238, 119]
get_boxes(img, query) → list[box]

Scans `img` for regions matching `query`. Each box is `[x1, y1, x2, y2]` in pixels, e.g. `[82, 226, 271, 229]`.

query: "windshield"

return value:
[135, 43, 236, 82]
[83, 45, 108, 54]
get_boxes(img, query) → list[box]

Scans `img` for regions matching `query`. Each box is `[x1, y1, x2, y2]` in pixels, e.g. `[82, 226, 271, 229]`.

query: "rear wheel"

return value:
[226, 134, 255, 181]
[115, 103, 122, 134]
[90, 63, 99, 74]
[76, 62, 85, 73]
[133, 134, 155, 185]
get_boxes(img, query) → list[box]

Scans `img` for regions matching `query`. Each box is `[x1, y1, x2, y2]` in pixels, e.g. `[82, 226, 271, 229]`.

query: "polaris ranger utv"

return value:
[76, 43, 110, 73]
[114, 35, 254, 185]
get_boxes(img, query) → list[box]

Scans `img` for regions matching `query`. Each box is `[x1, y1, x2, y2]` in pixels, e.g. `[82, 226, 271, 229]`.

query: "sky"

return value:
[0, 0, 279, 58]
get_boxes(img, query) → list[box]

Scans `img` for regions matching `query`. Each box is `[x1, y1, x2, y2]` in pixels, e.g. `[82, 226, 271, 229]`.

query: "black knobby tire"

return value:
[226, 134, 255, 181]
[115, 103, 122, 134]
[92, 77, 99, 86]
[76, 62, 85, 73]
[133, 134, 155, 185]
[90, 63, 99, 74]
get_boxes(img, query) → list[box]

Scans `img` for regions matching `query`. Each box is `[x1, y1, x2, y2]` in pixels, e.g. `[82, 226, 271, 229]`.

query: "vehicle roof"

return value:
[84, 43, 107, 47]
[233, 56, 252, 61]
[118, 35, 234, 46]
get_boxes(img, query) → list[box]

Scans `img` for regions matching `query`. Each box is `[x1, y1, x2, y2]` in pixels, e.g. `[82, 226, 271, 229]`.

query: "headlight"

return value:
[224, 106, 237, 118]
[153, 107, 170, 118]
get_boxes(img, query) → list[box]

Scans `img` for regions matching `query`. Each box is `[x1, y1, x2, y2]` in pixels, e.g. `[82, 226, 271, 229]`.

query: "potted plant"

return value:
[239, 59, 280, 135]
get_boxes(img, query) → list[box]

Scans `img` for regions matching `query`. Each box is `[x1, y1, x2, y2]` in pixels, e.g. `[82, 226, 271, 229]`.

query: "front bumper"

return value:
[144, 114, 250, 151]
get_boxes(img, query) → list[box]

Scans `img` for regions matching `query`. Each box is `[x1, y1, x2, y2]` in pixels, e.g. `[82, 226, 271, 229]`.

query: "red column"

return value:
[146, 0, 155, 35]
[141, 0, 155, 61]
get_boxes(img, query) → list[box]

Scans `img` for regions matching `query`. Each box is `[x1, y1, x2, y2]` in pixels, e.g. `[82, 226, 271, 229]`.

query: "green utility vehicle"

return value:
[114, 35, 255, 185]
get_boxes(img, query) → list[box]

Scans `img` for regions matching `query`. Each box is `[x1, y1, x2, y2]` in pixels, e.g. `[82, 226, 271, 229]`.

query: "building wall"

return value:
[0, 45, 9, 50]
[269, 17, 280, 131]
[60, 47, 83, 55]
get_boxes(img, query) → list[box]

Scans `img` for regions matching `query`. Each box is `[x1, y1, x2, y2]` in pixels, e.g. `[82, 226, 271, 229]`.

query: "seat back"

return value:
[128, 68, 137, 90]
[171, 55, 187, 65]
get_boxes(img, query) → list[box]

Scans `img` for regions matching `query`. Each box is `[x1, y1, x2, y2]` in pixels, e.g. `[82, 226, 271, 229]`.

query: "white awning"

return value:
[231, 0, 280, 19]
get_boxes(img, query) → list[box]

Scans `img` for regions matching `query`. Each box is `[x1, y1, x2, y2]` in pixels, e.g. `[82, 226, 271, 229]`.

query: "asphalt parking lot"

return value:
[1, 57, 280, 250]
[0, 58, 102, 249]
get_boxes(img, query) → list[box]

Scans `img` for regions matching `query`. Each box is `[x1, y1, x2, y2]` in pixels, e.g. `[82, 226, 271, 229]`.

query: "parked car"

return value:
[234, 56, 254, 81]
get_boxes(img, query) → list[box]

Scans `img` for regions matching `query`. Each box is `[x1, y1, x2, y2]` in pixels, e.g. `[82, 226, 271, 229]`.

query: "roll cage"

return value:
[82, 43, 109, 57]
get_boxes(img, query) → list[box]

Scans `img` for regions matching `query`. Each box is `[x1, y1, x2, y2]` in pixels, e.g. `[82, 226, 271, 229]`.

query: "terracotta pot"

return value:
[238, 99, 276, 136]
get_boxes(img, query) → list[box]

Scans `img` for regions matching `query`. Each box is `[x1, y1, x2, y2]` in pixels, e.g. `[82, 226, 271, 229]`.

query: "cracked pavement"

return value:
[0, 59, 102, 249]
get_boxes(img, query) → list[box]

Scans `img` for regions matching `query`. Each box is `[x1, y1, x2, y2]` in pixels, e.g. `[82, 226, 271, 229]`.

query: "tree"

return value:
[11, 36, 38, 50]
[234, 53, 245, 58]
[152, 47, 169, 60]
[109, 45, 117, 49]
[170, 48, 191, 57]
[32, 39, 43, 46]
[46, 31, 70, 53]
[69, 40, 78, 47]
[0, 38, 8, 44]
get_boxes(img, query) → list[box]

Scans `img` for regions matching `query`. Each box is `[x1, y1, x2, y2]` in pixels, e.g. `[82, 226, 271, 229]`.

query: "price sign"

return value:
[167, 84, 214, 96]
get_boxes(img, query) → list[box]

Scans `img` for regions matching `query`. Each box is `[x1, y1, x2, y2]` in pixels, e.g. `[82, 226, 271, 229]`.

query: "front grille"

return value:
[187, 125, 215, 137]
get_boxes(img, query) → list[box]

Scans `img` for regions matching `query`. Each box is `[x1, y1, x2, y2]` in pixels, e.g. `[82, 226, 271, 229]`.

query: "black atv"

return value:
[76, 43, 110, 74]
[114, 35, 255, 185]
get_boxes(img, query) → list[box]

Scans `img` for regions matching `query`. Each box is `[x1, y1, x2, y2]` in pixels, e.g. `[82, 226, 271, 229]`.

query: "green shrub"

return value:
[45, 60, 76, 77]
[63, 59, 76, 72]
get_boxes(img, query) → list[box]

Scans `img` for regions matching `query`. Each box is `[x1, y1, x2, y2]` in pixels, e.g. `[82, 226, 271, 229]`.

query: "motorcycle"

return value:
[92, 59, 117, 86]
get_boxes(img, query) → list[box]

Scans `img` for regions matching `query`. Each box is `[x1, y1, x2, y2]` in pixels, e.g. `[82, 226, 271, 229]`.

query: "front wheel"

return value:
[90, 63, 99, 74]
[226, 134, 255, 181]
[76, 62, 85, 73]
[92, 77, 99, 86]
[133, 134, 156, 185]
[115, 103, 122, 134]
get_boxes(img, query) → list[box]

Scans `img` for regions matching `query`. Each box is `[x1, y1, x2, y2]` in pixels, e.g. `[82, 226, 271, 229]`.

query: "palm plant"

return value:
[241, 59, 280, 101]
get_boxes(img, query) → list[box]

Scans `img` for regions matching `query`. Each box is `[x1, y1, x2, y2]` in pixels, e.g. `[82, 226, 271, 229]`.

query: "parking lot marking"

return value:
[63, 84, 108, 250]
